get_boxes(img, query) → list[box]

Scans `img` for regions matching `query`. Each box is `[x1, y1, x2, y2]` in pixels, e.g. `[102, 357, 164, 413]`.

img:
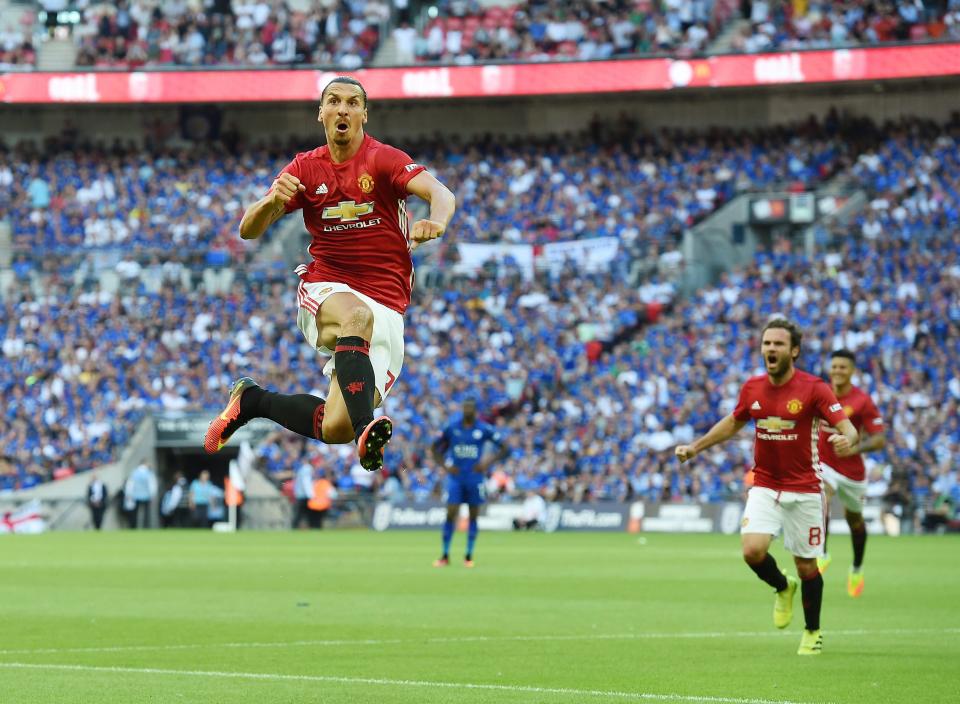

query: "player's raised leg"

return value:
[316, 292, 392, 470]
[846, 508, 867, 597]
[204, 377, 326, 453]
[435, 502, 460, 567]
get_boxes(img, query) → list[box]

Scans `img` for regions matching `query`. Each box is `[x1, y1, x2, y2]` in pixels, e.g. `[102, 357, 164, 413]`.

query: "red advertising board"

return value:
[0, 43, 957, 104]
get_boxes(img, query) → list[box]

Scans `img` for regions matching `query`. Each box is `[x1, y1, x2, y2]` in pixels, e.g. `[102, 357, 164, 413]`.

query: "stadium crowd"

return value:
[10, 0, 959, 70]
[0, 21, 36, 68]
[731, 0, 960, 54]
[1, 115, 958, 530]
[0, 117, 844, 265]
[409, 0, 730, 64]
[37, 0, 386, 69]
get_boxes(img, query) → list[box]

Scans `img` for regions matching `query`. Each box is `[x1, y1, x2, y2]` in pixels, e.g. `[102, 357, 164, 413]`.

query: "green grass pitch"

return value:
[0, 530, 956, 703]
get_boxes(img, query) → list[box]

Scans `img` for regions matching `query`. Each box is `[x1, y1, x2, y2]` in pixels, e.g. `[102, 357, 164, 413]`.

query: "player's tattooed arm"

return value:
[239, 173, 305, 240]
[675, 414, 747, 463]
[405, 171, 455, 250]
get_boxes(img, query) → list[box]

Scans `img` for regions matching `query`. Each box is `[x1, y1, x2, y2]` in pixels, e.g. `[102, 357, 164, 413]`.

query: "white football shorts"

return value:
[295, 278, 404, 403]
[741, 486, 826, 559]
[820, 463, 867, 514]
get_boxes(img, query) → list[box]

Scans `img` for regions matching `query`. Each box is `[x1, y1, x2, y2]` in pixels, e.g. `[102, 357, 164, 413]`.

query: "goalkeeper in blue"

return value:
[432, 397, 509, 567]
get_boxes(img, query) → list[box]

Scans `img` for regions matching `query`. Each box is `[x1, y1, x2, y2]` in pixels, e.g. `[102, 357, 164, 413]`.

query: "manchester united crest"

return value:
[358, 173, 375, 193]
[843, 405, 854, 417]
[786, 399, 803, 414]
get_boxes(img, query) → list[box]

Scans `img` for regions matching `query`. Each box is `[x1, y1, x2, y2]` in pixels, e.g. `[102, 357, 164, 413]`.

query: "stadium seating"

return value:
[1, 122, 840, 258]
[0, 19, 35, 68]
[34, 0, 386, 69]
[2, 117, 958, 528]
[415, 0, 729, 63]
[731, 0, 959, 53]
[9, 0, 959, 69]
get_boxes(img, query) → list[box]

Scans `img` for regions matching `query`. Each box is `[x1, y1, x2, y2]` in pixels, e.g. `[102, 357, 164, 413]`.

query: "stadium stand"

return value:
[19, 0, 387, 69]
[0, 13, 36, 68]
[731, 0, 960, 54]
[413, 0, 733, 63]
[8, 0, 959, 69]
[1, 115, 958, 531]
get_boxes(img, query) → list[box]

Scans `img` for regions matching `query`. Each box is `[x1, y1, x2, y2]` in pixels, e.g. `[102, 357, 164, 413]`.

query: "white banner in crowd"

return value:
[538, 237, 620, 274]
[453, 243, 536, 280]
[453, 238, 620, 280]
[0, 500, 46, 534]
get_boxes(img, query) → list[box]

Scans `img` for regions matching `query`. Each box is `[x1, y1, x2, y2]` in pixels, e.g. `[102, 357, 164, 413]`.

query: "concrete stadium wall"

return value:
[1, 76, 956, 143]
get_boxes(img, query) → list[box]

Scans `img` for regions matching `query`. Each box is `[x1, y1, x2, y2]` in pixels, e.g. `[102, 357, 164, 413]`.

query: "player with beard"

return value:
[675, 319, 858, 655]
[204, 77, 456, 472]
[816, 349, 885, 596]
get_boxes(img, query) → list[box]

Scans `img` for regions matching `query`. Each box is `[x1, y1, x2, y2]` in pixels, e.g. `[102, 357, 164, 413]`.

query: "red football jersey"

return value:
[733, 370, 848, 493]
[817, 385, 884, 482]
[277, 134, 426, 314]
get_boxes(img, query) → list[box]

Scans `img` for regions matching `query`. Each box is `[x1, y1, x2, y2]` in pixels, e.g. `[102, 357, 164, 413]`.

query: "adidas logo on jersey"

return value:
[751, 401, 761, 410]
[315, 183, 328, 195]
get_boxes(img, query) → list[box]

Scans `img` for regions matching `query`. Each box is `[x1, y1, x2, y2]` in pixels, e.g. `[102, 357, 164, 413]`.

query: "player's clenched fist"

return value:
[675, 445, 697, 463]
[410, 219, 445, 248]
[270, 173, 306, 206]
[828, 433, 855, 457]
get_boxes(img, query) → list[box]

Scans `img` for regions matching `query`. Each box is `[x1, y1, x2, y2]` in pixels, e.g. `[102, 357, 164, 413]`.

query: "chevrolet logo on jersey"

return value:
[756, 417, 796, 433]
[322, 200, 375, 222]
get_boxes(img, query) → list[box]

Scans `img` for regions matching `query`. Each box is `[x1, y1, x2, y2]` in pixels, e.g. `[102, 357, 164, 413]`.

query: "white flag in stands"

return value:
[0, 500, 46, 534]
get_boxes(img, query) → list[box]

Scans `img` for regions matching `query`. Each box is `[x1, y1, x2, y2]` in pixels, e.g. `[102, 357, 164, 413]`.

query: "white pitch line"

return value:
[0, 662, 831, 704]
[0, 627, 956, 657]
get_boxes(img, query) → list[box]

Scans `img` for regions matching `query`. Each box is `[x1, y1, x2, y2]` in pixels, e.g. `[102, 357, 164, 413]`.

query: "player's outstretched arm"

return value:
[675, 414, 747, 463]
[405, 171, 455, 250]
[827, 418, 860, 458]
[239, 173, 306, 240]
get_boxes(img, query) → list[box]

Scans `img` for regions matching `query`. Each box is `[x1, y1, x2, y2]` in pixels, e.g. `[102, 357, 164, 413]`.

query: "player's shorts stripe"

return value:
[298, 281, 320, 314]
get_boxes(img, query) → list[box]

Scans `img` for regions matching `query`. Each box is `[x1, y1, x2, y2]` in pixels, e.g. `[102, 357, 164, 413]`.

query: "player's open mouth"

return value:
[766, 354, 777, 365]
[336, 121, 349, 132]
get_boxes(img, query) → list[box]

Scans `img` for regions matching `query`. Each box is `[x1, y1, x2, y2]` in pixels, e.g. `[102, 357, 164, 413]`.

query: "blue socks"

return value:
[441, 517, 479, 560]
[441, 520, 454, 558]
[466, 518, 478, 559]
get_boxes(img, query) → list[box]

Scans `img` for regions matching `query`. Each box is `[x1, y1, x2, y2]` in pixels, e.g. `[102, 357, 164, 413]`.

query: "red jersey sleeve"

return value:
[813, 381, 847, 427]
[860, 395, 885, 436]
[732, 382, 753, 422]
[274, 156, 306, 214]
[377, 144, 426, 198]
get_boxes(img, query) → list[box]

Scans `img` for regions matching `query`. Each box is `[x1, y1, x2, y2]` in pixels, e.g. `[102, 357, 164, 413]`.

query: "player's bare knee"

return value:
[846, 512, 865, 531]
[342, 302, 374, 339]
[794, 557, 818, 578]
[742, 547, 766, 564]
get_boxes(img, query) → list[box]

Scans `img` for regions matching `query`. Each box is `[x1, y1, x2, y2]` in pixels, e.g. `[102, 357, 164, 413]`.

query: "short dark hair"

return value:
[831, 349, 857, 365]
[762, 318, 803, 354]
[321, 77, 368, 107]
